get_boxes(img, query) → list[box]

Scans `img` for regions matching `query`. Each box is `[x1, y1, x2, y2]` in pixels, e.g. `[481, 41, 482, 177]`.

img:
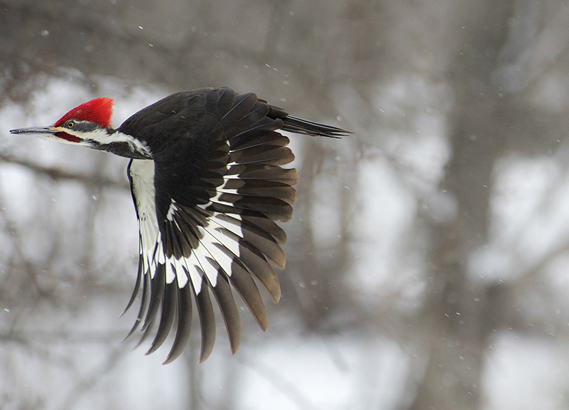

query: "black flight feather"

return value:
[120, 87, 349, 363]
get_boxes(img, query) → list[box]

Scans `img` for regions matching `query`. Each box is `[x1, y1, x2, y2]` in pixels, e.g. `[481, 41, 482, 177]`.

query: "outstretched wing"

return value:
[124, 88, 299, 363]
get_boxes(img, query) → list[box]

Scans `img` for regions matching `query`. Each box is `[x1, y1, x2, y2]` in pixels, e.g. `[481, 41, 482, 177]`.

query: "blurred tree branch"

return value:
[0, 153, 127, 189]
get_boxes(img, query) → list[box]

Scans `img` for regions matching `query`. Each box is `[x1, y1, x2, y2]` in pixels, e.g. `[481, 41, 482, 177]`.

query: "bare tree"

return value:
[3, 0, 569, 409]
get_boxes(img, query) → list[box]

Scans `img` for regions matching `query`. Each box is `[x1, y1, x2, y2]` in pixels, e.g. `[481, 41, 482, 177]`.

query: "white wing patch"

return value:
[129, 159, 160, 277]
[87, 129, 152, 158]
[166, 199, 178, 221]
[129, 159, 245, 296]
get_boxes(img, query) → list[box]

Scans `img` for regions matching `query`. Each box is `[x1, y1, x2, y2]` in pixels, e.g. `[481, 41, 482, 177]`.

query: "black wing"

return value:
[122, 87, 348, 363]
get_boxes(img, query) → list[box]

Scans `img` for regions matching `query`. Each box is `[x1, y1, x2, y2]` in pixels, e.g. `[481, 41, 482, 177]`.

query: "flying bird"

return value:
[10, 87, 348, 363]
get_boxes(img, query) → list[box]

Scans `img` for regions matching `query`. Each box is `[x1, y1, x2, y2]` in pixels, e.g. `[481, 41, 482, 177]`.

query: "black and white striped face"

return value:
[10, 97, 153, 158]
[9, 121, 103, 146]
[10, 121, 152, 159]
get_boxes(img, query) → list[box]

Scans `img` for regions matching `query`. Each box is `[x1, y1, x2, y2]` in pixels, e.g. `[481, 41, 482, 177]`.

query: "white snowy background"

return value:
[2, 0, 569, 409]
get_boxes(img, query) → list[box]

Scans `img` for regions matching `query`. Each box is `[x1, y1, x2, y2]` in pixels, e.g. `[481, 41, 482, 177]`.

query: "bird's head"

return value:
[10, 98, 151, 158]
[10, 97, 114, 145]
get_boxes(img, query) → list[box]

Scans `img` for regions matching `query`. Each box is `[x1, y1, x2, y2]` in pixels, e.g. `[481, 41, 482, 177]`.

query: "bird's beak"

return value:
[10, 126, 58, 135]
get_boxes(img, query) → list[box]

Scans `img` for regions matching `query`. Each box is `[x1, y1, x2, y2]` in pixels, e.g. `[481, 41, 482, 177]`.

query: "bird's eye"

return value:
[66, 121, 74, 129]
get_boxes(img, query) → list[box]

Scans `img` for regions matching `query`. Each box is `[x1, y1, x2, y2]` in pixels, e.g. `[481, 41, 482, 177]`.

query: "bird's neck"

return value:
[87, 128, 152, 159]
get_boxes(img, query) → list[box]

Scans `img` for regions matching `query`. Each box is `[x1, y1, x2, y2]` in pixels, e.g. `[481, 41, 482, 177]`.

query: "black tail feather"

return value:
[281, 115, 350, 138]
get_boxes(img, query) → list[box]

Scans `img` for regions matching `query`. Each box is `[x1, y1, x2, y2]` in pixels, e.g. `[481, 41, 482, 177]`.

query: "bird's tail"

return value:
[281, 116, 350, 138]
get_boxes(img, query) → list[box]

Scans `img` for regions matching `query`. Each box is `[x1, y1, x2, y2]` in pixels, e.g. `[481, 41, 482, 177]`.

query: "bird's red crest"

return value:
[54, 97, 114, 128]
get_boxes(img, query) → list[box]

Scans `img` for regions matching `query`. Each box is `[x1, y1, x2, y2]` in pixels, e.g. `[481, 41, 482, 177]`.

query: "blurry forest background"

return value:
[2, 0, 569, 409]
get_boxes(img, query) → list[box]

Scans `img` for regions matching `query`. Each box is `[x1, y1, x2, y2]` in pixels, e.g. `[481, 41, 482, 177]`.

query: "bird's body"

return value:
[10, 87, 348, 363]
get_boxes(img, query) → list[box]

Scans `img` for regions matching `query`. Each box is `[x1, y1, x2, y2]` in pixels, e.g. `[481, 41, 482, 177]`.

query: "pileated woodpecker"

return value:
[10, 87, 348, 363]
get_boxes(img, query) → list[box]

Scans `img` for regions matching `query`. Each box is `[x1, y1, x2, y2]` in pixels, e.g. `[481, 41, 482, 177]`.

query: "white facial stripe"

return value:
[32, 132, 88, 146]
[53, 125, 151, 157]
[92, 129, 151, 156]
